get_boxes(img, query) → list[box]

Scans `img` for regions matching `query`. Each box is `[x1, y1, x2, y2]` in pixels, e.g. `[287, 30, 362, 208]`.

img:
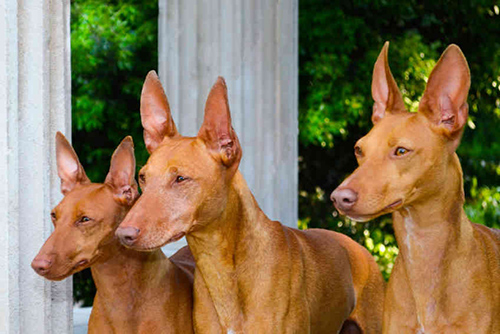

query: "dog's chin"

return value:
[126, 239, 161, 252]
[43, 273, 72, 281]
[338, 199, 404, 222]
[334, 206, 374, 222]
[345, 214, 375, 223]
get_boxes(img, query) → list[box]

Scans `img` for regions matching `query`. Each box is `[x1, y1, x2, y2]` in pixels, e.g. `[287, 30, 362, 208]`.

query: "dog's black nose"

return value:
[116, 226, 141, 246]
[330, 188, 358, 211]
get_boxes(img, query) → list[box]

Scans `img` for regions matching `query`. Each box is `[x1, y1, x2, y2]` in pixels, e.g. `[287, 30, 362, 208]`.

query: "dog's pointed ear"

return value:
[198, 77, 242, 170]
[371, 42, 406, 124]
[105, 136, 139, 205]
[55, 132, 90, 195]
[140, 70, 178, 153]
[418, 44, 470, 151]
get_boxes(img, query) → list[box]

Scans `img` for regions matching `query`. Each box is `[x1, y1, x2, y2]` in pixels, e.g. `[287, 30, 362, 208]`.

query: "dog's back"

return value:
[474, 223, 500, 328]
[294, 227, 385, 333]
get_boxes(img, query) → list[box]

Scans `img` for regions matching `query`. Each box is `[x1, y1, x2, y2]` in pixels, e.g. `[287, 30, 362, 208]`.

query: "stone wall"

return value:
[158, 0, 299, 234]
[0, 0, 73, 332]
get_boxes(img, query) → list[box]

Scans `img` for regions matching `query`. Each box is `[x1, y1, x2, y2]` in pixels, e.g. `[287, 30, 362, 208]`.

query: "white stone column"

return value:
[159, 0, 298, 235]
[0, 0, 73, 333]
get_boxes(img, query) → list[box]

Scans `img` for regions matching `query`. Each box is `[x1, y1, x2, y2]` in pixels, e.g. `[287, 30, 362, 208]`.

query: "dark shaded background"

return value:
[71, 0, 500, 305]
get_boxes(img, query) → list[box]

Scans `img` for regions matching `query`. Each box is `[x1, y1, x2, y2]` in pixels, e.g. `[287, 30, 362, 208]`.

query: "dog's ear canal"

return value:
[418, 44, 470, 150]
[198, 77, 242, 170]
[55, 132, 90, 195]
[105, 136, 140, 206]
[371, 42, 406, 124]
[140, 70, 178, 154]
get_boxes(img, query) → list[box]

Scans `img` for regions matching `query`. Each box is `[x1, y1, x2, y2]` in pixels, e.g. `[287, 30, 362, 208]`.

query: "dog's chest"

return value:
[387, 254, 495, 334]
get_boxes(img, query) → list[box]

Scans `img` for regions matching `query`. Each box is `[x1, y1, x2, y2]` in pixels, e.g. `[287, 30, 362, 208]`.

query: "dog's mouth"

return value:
[168, 232, 186, 243]
[73, 259, 89, 269]
[40, 259, 91, 281]
[130, 229, 188, 252]
[384, 199, 403, 211]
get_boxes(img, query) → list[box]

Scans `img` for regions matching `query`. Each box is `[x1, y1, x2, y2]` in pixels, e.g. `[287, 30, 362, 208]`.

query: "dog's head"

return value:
[331, 42, 470, 221]
[31, 133, 139, 280]
[116, 72, 242, 251]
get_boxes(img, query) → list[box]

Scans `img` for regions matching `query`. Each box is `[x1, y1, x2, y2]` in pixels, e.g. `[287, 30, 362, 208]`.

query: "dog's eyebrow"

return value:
[387, 137, 398, 147]
[388, 136, 414, 148]
[167, 166, 179, 174]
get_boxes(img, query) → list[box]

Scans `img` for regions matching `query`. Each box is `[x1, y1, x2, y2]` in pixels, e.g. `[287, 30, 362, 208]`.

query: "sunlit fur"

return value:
[118, 72, 386, 333]
[333, 43, 500, 333]
[32, 135, 195, 334]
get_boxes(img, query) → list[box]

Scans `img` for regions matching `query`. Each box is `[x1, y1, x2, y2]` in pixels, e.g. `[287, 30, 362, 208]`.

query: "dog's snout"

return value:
[116, 226, 141, 246]
[31, 258, 53, 276]
[331, 188, 358, 211]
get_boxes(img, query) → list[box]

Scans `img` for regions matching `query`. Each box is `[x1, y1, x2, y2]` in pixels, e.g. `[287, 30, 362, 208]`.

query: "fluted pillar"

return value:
[158, 0, 298, 236]
[0, 1, 72, 333]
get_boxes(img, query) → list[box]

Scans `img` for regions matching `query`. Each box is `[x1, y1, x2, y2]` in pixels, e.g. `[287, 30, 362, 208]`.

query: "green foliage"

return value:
[71, 0, 158, 306]
[465, 180, 500, 229]
[299, 0, 500, 278]
[71, 0, 157, 182]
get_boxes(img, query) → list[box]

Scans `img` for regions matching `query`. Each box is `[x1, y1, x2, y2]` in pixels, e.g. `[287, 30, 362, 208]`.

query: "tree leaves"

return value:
[299, 0, 500, 278]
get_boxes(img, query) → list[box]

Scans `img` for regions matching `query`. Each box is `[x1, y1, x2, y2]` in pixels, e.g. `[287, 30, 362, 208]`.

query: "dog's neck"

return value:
[392, 153, 474, 329]
[186, 171, 268, 331]
[91, 236, 170, 310]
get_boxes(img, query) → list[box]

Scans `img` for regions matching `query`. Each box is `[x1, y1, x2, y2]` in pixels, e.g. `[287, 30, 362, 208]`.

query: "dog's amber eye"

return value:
[176, 175, 187, 183]
[50, 212, 56, 221]
[354, 146, 363, 157]
[139, 173, 146, 183]
[395, 147, 409, 156]
[77, 216, 91, 224]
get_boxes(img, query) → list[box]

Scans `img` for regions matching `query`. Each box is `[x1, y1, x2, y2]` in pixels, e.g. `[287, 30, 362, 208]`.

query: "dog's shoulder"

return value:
[472, 223, 500, 265]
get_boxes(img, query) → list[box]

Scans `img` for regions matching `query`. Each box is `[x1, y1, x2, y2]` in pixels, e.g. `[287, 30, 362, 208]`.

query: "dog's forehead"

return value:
[146, 137, 215, 173]
[364, 113, 432, 146]
[148, 138, 195, 162]
[57, 184, 100, 206]
[56, 184, 112, 216]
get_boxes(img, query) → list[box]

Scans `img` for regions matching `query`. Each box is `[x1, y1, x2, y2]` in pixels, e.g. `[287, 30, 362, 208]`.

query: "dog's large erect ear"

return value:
[140, 70, 178, 153]
[198, 77, 242, 170]
[105, 136, 139, 205]
[55, 132, 90, 195]
[418, 45, 470, 150]
[371, 42, 406, 124]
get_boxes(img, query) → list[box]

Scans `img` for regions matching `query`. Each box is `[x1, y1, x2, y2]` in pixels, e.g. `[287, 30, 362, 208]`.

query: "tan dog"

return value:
[115, 71, 385, 333]
[31, 133, 194, 334]
[331, 43, 500, 333]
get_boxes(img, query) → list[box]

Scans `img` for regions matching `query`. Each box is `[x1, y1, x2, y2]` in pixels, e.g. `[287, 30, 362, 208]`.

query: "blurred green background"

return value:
[71, 0, 500, 305]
